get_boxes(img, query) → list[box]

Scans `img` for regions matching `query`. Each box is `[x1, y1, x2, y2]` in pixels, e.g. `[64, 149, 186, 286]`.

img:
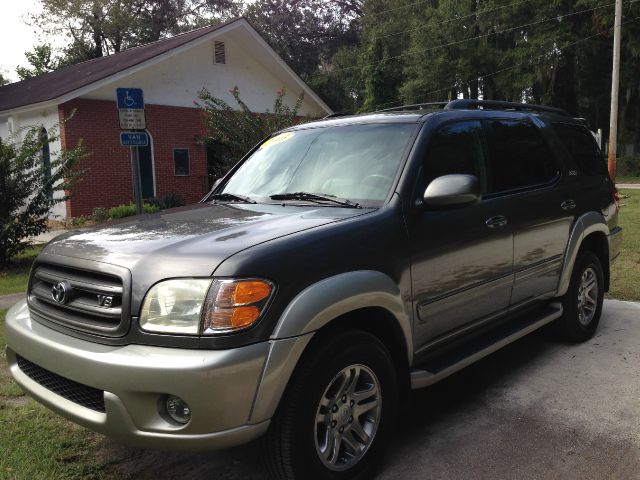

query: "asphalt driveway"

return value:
[96, 299, 640, 479]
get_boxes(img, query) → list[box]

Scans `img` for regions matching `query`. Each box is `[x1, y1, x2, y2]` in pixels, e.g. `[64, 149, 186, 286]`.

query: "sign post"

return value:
[116, 88, 146, 214]
[130, 147, 144, 215]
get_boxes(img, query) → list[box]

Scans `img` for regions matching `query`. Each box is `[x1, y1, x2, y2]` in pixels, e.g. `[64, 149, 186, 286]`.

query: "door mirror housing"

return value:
[422, 174, 480, 208]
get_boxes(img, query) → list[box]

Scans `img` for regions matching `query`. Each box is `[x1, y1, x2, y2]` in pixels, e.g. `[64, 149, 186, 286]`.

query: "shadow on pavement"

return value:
[97, 332, 558, 479]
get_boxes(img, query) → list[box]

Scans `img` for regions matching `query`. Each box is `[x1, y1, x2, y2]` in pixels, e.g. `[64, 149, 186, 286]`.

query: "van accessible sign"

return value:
[116, 88, 146, 129]
[120, 132, 148, 147]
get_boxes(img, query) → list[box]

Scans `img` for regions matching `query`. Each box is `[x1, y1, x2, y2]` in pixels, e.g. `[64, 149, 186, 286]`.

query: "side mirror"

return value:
[422, 174, 480, 208]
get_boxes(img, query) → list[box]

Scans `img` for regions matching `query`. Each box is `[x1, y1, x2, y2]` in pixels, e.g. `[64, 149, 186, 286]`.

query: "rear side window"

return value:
[551, 123, 607, 176]
[485, 120, 559, 193]
[424, 120, 488, 192]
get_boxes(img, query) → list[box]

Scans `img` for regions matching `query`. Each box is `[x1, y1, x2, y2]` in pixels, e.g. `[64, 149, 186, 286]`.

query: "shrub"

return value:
[91, 207, 109, 223]
[0, 123, 83, 266]
[70, 216, 89, 227]
[619, 155, 640, 177]
[197, 87, 306, 179]
[160, 192, 185, 209]
[144, 203, 160, 214]
[108, 202, 159, 219]
[108, 203, 136, 219]
[151, 192, 185, 210]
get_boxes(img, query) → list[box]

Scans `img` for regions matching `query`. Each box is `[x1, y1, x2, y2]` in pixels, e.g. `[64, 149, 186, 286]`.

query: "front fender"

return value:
[271, 270, 412, 357]
[248, 270, 412, 424]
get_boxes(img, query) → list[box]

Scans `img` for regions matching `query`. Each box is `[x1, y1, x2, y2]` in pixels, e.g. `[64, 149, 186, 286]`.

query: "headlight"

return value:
[139, 278, 274, 336]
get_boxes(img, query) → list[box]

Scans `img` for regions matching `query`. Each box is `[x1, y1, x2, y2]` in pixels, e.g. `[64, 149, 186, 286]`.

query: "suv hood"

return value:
[43, 202, 367, 277]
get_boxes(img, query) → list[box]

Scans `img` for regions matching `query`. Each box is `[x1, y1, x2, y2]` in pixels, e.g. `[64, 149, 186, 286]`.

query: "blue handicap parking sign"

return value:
[120, 132, 148, 147]
[116, 88, 144, 109]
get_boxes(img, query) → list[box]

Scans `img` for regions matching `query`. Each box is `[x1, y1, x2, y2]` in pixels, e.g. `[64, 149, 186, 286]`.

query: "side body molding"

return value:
[556, 211, 609, 297]
[249, 271, 412, 424]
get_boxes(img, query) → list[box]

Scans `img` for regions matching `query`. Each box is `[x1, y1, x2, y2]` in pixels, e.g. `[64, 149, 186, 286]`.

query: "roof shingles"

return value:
[0, 20, 237, 113]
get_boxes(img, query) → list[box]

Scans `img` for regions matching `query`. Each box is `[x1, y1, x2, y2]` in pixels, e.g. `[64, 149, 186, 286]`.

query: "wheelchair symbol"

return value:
[123, 90, 136, 107]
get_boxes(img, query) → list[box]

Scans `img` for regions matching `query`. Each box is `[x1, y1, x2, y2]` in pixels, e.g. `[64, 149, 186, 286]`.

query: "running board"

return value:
[410, 302, 563, 390]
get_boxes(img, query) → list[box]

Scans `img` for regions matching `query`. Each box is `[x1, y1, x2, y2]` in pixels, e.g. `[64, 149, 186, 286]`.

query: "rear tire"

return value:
[556, 250, 604, 342]
[262, 330, 398, 480]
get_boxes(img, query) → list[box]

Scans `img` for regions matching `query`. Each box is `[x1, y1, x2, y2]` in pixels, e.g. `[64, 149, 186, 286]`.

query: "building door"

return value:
[138, 144, 155, 199]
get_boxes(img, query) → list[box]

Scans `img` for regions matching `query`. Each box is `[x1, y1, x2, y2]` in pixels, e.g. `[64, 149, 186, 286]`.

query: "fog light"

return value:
[165, 395, 191, 424]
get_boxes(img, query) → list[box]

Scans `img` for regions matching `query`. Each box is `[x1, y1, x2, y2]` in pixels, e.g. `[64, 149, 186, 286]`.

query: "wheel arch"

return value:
[249, 271, 413, 424]
[271, 270, 412, 361]
[557, 212, 610, 296]
[580, 231, 610, 291]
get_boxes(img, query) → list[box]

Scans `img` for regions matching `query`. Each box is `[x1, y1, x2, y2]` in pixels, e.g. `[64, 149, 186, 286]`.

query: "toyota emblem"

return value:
[51, 281, 70, 304]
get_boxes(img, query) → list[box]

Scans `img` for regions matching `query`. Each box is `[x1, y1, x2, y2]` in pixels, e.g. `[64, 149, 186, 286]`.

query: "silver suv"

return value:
[6, 100, 622, 479]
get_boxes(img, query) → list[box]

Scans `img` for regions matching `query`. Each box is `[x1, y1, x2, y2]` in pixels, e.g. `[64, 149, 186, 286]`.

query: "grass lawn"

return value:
[608, 189, 640, 301]
[0, 246, 43, 296]
[0, 309, 110, 479]
[616, 175, 640, 184]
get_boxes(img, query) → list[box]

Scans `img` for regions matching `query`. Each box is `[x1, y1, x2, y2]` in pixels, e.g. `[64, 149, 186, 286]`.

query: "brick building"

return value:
[0, 18, 331, 219]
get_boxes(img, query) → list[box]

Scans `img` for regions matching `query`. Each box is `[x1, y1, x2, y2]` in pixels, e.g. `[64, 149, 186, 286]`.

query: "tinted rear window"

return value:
[551, 123, 607, 176]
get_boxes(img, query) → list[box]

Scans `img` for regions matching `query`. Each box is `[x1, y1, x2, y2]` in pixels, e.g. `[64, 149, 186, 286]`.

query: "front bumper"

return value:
[5, 300, 271, 451]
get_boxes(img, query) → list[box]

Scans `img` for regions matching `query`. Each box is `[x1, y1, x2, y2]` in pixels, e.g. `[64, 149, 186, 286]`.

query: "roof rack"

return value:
[375, 102, 449, 113]
[322, 111, 352, 119]
[373, 99, 570, 116]
[445, 99, 570, 116]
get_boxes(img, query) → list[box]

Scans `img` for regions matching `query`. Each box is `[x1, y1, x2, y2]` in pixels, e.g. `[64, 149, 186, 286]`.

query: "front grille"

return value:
[28, 261, 129, 337]
[16, 355, 106, 412]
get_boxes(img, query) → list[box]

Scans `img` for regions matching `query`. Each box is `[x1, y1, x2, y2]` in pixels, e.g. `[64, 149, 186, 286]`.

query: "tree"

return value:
[243, 0, 361, 80]
[0, 124, 83, 266]
[16, 44, 59, 80]
[242, 0, 362, 111]
[0, 71, 9, 86]
[33, 0, 239, 66]
[197, 87, 305, 179]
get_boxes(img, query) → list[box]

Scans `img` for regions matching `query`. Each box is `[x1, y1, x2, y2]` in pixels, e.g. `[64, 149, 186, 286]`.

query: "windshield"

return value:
[219, 123, 417, 206]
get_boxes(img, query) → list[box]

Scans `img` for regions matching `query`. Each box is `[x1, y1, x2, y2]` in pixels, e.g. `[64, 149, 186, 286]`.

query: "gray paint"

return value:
[410, 303, 563, 389]
[6, 299, 270, 448]
[249, 334, 314, 423]
[270, 270, 413, 363]
[422, 174, 480, 207]
[556, 211, 610, 297]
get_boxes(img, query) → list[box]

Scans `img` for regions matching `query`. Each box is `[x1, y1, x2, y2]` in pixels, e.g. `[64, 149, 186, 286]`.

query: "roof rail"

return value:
[322, 111, 352, 119]
[375, 102, 449, 113]
[445, 99, 569, 116]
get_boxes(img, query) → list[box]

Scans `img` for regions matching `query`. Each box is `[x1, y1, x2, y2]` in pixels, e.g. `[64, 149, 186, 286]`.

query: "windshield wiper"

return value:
[270, 192, 361, 208]
[209, 192, 256, 204]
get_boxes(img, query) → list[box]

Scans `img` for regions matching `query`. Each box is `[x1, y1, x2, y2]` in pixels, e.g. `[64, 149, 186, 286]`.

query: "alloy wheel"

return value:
[577, 266, 598, 326]
[314, 364, 382, 471]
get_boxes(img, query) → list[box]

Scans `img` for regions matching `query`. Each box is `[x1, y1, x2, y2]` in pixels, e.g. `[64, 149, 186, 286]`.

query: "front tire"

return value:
[262, 330, 398, 480]
[556, 250, 605, 342]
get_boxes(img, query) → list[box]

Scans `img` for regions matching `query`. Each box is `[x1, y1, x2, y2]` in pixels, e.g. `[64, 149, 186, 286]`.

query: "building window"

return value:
[214, 41, 226, 64]
[174, 149, 190, 176]
[40, 127, 53, 199]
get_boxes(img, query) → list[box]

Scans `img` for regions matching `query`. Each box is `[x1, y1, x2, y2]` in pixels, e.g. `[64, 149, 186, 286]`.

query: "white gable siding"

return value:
[84, 34, 325, 117]
[0, 107, 66, 219]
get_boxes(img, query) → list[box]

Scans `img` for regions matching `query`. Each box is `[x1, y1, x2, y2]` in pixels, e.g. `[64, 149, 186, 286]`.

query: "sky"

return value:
[0, 0, 62, 82]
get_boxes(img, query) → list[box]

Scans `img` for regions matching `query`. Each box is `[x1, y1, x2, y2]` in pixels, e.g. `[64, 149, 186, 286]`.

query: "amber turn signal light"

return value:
[201, 279, 274, 335]
[205, 306, 260, 330]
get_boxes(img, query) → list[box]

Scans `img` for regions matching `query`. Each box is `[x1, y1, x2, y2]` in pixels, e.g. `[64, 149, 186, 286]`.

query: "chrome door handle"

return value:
[486, 215, 508, 229]
[561, 200, 576, 211]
